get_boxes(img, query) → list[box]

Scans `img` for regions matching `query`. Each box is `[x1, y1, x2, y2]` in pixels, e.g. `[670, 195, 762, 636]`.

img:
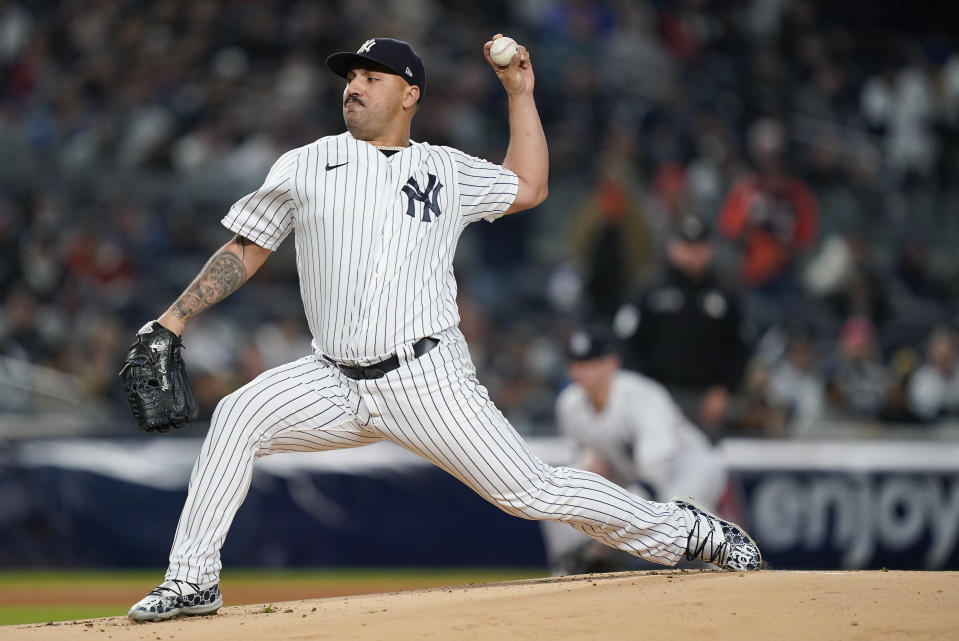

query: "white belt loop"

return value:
[399, 341, 416, 364]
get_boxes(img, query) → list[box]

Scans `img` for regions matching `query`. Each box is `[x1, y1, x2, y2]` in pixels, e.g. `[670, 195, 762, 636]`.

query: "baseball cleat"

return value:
[674, 497, 762, 571]
[127, 579, 223, 622]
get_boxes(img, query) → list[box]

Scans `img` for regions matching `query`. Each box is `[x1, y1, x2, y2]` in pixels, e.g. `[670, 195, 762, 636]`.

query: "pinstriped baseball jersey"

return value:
[221, 132, 518, 362]
[162, 137, 696, 588]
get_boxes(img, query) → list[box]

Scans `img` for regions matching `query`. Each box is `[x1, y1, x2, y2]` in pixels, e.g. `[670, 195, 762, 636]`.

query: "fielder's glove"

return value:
[119, 320, 199, 433]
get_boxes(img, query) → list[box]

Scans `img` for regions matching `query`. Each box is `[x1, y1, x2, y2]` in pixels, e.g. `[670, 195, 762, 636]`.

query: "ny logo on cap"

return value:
[358, 39, 376, 54]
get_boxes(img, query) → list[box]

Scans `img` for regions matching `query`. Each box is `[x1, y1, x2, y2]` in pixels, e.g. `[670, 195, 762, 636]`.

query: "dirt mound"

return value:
[8, 570, 957, 641]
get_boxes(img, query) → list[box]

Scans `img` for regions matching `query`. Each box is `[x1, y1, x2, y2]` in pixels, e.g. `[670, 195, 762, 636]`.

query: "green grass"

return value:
[0, 567, 547, 626]
[0, 569, 158, 588]
[0, 567, 542, 586]
[0, 606, 122, 626]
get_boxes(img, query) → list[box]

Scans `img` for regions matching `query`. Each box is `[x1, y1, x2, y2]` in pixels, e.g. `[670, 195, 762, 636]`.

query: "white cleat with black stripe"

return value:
[127, 579, 223, 622]
[674, 497, 763, 571]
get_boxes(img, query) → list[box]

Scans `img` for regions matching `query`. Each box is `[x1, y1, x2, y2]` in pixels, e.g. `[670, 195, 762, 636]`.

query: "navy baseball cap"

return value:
[326, 38, 426, 100]
[566, 324, 618, 362]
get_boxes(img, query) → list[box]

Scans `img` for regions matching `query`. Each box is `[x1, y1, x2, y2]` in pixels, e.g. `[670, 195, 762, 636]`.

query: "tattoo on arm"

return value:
[170, 249, 248, 321]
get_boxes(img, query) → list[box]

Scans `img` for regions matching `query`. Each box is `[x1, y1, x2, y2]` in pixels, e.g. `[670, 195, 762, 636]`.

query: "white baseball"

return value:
[489, 36, 519, 66]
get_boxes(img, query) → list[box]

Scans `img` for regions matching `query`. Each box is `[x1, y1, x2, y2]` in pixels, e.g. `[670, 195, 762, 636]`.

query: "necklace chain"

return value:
[374, 145, 407, 151]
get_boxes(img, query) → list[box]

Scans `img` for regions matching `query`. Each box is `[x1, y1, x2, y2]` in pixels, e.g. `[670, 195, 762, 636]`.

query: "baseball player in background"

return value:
[127, 35, 761, 622]
[543, 324, 728, 575]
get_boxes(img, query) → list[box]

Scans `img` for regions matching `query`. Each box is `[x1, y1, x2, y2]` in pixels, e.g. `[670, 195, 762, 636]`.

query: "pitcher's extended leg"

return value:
[367, 336, 691, 566]
[167, 356, 381, 584]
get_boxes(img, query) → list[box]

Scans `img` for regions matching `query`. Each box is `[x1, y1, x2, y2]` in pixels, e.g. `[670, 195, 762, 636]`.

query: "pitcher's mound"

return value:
[10, 570, 958, 641]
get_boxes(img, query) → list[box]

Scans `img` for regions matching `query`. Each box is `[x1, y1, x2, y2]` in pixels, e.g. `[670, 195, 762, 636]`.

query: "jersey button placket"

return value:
[351, 175, 392, 352]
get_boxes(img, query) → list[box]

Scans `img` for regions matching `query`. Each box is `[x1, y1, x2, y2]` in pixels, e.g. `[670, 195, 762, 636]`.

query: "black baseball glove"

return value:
[119, 321, 200, 433]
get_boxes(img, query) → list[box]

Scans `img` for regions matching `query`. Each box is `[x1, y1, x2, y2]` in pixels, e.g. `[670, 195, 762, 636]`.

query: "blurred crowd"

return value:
[1, 0, 958, 437]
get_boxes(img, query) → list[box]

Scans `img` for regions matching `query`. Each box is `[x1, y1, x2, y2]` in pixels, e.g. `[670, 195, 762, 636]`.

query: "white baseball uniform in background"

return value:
[165, 132, 693, 584]
[556, 370, 727, 505]
[542, 370, 727, 571]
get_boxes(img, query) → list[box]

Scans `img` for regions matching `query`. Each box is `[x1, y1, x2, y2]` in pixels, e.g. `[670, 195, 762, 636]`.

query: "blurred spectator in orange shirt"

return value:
[718, 118, 819, 327]
[568, 135, 654, 321]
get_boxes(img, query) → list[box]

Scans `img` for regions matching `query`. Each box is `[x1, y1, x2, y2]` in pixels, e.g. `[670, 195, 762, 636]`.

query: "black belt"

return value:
[325, 337, 439, 380]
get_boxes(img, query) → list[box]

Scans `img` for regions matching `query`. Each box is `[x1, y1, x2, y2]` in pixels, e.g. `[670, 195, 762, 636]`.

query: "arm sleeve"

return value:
[451, 149, 519, 224]
[555, 388, 575, 439]
[630, 389, 683, 494]
[629, 291, 656, 372]
[720, 292, 752, 391]
[221, 149, 300, 251]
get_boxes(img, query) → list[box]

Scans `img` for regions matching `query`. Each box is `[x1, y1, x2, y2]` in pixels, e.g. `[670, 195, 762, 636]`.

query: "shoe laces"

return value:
[685, 512, 729, 566]
[147, 580, 201, 598]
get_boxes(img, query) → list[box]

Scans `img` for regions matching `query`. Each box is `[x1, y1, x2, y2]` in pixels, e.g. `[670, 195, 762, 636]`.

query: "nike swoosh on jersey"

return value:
[326, 161, 349, 171]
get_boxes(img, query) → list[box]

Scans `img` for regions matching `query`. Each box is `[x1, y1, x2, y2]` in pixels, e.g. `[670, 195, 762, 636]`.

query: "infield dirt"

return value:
[5, 569, 957, 640]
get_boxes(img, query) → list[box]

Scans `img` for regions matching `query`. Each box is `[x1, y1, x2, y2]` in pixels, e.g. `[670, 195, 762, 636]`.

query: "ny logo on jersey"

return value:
[402, 174, 444, 222]
[358, 39, 376, 54]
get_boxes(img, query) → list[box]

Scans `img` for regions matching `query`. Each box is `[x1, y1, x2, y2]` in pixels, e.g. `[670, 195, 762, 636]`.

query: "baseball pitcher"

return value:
[122, 35, 761, 622]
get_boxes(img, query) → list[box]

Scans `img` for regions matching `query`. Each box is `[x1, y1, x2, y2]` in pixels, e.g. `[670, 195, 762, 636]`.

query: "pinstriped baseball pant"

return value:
[166, 328, 689, 583]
